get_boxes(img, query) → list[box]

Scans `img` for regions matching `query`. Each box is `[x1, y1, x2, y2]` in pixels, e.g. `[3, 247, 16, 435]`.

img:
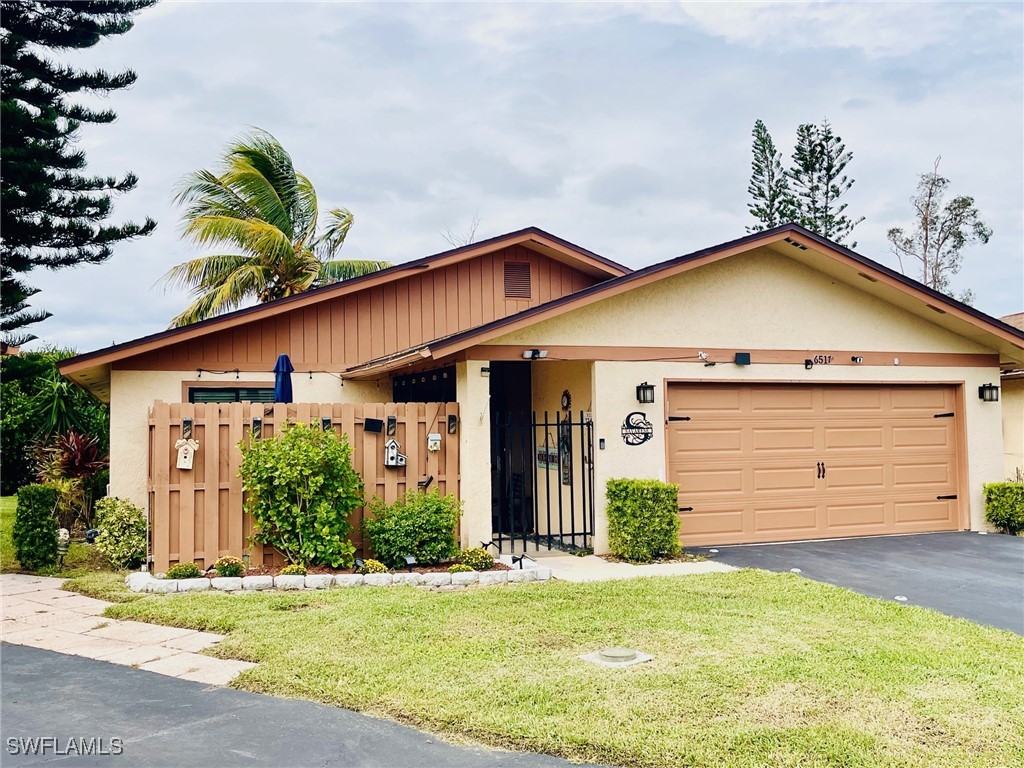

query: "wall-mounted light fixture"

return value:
[979, 383, 1000, 402]
[522, 348, 548, 360]
[636, 381, 656, 404]
[851, 356, 864, 364]
[804, 359, 814, 370]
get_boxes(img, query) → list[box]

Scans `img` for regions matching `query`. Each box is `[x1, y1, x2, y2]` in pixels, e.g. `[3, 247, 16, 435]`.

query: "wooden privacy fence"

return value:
[147, 400, 460, 572]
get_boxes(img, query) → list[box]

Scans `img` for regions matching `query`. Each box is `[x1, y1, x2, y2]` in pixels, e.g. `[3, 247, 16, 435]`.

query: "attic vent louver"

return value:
[504, 261, 531, 299]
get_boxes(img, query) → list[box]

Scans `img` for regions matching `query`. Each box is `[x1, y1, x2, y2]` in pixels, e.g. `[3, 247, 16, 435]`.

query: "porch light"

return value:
[979, 383, 1000, 402]
[636, 382, 656, 404]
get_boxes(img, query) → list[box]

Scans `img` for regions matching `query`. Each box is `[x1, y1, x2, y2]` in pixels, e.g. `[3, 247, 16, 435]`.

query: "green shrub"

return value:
[365, 489, 461, 569]
[448, 563, 474, 573]
[239, 422, 363, 568]
[94, 497, 147, 569]
[13, 484, 60, 570]
[166, 562, 203, 579]
[458, 547, 494, 571]
[606, 478, 681, 563]
[984, 482, 1024, 534]
[357, 558, 387, 574]
[213, 555, 245, 577]
[280, 563, 307, 576]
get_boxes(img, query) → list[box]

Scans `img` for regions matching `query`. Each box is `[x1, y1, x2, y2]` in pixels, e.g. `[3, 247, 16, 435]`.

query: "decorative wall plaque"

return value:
[621, 412, 653, 446]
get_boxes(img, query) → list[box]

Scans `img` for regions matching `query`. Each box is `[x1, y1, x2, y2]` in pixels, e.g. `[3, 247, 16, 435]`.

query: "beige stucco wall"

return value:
[456, 360, 491, 548]
[491, 249, 993, 354]
[108, 369, 383, 511]
[1002, 377, 1024, 479]
[468, 248, 1009, 552]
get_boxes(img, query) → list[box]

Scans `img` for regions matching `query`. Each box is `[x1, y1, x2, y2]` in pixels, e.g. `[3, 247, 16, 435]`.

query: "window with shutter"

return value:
[188, 387, 276, 404]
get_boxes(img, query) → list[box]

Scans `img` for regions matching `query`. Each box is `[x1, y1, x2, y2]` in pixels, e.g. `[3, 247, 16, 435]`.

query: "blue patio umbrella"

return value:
[273, 354, 294, 403]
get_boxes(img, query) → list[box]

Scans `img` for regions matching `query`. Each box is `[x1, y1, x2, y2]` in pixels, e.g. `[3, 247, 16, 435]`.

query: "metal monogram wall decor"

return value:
[621, 412, 653, 446]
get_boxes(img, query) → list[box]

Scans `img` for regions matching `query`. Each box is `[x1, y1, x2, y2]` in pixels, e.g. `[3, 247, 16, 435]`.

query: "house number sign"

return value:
[621, 412, 653, 446]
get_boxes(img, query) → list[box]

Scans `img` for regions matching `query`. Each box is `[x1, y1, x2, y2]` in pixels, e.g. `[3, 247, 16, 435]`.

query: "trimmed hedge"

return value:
[606, 478, 681, 563]
[365, 489, 461, 569]
[984, 482, 1024, 535]
[13, 484, 60, 571]
[94, 496, 147, 569]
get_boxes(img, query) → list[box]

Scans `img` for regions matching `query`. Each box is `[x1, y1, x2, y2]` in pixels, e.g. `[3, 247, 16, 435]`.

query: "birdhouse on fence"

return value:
[174, 438, 200, 470]
[383, 438, 407, 468]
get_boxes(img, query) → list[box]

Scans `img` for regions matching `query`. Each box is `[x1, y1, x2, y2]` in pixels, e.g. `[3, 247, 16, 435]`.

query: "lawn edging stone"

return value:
[125, 567, 550, 595]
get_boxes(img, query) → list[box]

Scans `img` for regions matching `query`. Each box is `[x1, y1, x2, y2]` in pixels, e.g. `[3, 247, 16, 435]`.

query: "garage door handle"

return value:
[937, 494, 957, 500]
[679, 506, 694, 512]
[816, 461, 824, 479]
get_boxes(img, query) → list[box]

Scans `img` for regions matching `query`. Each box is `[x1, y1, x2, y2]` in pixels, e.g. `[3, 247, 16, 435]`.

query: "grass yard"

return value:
[0, 496, 18, 571]
[0, 495, 116, 581]
[82, 570, 1024, 768]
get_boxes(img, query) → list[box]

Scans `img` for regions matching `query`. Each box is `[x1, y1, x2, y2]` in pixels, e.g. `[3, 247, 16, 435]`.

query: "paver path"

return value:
[1, 573, 253, 685]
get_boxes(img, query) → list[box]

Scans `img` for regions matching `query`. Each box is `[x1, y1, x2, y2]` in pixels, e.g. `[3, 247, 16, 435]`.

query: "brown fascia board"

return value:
[416, 223, 1024, 361]
[58, 226, 629, 376]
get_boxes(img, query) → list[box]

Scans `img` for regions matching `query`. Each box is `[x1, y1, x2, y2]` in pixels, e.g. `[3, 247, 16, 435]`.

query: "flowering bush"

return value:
[213, 556, 245, 577]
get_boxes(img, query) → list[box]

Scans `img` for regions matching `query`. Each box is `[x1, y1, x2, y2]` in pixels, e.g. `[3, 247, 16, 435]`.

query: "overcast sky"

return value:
[24, 1, 1024, 353]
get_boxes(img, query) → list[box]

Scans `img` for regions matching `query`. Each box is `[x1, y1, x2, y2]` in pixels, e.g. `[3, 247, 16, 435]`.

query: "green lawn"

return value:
[79, 570, 1024, 768]
[0, 495, 117, 580]
[1, 495, 20, 571]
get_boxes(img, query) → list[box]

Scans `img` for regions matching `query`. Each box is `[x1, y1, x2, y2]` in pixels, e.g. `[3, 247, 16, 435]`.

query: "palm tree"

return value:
[161, 129, 390, 327]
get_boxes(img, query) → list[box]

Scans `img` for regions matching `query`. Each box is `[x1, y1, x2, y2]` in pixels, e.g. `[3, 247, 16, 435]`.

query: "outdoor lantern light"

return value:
[636, 382, 656, 404]
[979, 383, 1000, 402]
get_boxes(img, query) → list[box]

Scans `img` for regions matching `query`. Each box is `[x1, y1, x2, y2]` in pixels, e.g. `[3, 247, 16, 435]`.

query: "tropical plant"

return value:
[35, 430, 108, 530]
[161, 129, 391, 327]
[239, 421, 363, 568]
[887, 157, 991, 303]
[1, 0, 157, 345]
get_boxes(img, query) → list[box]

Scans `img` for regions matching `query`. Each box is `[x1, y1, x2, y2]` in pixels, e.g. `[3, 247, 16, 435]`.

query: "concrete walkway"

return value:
[1, 573, 254, 685]
[537, 554, 736, 582]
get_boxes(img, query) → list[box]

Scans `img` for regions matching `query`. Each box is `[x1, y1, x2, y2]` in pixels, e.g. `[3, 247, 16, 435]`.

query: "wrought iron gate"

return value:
[491, 410, 595, 553]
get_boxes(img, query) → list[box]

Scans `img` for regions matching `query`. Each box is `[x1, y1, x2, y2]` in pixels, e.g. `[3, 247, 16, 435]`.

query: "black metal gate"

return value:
[491, 410, 595, 553]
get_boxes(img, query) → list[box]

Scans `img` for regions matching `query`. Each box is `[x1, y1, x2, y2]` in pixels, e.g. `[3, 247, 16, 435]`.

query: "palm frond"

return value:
[315, 258, 392, 286]
[169, 263, 270, 327]
[312, 207, 355, 260]
[180, 215, 293, 261]
[157, 253, 252, 293]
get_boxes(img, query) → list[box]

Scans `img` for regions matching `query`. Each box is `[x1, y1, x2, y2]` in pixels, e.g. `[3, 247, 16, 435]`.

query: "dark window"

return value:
[188, 387, 276, 404]
[392, 366, 456, 403]
[503, 261, 531, 299]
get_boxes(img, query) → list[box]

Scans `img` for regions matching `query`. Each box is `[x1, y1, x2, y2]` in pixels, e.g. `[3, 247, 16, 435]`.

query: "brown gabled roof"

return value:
[58, 227, 629, 377]
[344, 223, 1024, 378]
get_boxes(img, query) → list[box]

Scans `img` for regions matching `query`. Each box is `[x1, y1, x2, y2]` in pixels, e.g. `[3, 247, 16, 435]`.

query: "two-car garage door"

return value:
[666, 383, 962, 546]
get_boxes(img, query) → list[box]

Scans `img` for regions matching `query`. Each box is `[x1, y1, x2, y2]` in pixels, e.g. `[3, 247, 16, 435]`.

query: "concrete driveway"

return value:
[691, 532, 1024, 634]
[1, 644, 586, 768]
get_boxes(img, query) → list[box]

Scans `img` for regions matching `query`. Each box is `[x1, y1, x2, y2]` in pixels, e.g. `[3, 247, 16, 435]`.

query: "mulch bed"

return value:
[226, 561, 511, 578]
[597, 552, 709, 565]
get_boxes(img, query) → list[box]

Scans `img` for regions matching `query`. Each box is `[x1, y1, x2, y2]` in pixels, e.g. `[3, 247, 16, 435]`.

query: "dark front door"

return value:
[489, 362, 532, 535]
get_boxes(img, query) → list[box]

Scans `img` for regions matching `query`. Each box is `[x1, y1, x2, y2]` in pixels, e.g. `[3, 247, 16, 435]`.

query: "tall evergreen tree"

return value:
[746, 120, 793, 232]
[786, 119, 863, 245]
[1, 0, 157, 344]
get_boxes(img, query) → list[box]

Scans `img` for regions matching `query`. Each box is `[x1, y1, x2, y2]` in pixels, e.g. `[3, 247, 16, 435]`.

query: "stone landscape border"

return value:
[126, 567, 552, 594]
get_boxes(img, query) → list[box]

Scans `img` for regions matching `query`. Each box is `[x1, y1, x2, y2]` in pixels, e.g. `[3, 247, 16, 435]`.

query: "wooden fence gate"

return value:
[147, 401, 460, 572]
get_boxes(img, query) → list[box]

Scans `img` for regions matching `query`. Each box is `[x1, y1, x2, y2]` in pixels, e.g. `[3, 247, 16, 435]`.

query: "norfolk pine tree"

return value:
[887, 157, 991, 304]
[1, 0, 156, 344]
[746, 120, 793, 232]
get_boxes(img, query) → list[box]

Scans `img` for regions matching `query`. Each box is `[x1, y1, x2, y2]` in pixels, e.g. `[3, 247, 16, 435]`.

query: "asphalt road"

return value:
[0, 643, 586, 768]
[692, 531, 1024, 634]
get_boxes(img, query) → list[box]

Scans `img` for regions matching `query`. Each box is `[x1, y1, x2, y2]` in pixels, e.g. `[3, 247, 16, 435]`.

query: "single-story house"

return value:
[60, 223, 1024, 567]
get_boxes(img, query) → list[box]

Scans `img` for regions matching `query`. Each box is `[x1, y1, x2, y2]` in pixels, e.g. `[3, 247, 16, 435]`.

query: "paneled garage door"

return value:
[666, 383, 962, 546]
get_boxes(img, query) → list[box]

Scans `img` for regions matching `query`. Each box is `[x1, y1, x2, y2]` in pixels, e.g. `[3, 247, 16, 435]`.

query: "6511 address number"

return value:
[812, 354, 834, 364]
